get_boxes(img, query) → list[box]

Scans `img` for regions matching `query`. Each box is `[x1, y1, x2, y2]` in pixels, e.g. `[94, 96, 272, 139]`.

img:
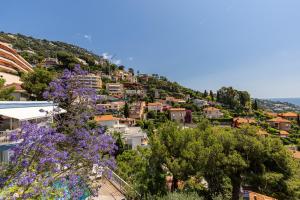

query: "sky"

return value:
[1, 0, 300, 98]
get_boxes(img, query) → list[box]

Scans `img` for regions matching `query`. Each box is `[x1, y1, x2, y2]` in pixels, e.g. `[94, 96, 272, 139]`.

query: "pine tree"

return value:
[253, 99, 258, 110]
[124, 102, 129, 118]
[209, 90, 214, 101]
[203, 90, 208, 98]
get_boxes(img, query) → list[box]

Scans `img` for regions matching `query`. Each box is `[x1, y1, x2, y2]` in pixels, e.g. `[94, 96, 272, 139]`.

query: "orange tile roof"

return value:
[203, 107, 220, 111]
[148, 102, 162, 106]
[279, 130, 289, 136]
[267, 117, 291, 123]
[257, 129, 269, 136]
[248, 191, 277, 200]
[290, 150, 300, 159]
[233, 117, 256, 124]
[169, 108, 186, 111]
[278, 112, 298, 117]
[95, 115, 117, 122]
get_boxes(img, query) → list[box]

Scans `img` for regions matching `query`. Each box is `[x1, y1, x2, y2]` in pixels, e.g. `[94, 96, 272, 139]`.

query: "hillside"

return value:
[0, 31, 202, 99]
[0, 32, 103, 65]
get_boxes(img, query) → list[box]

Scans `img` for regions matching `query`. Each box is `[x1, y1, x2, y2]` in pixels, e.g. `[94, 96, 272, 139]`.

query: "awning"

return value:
[0, 106, 66, 121]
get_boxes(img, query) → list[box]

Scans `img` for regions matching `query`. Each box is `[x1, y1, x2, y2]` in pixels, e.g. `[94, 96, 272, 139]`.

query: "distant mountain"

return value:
[269, 98, 300, 106]
[256, 98, 300, 112]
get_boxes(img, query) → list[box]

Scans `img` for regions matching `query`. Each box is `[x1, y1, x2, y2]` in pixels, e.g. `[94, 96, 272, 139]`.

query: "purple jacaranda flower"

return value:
[1, 66, 116, 200]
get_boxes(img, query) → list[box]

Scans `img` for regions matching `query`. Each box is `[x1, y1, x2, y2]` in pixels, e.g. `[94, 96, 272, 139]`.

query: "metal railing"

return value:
[104, 167, 141, 198]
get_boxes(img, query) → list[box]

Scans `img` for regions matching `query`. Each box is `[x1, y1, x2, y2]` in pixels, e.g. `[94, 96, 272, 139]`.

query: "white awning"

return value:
[0, 106, 66, 121]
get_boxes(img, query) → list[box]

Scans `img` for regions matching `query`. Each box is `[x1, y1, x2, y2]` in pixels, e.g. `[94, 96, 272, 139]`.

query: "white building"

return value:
[0, 101, 65, 163]
[78, 74, 102, 91]
[108, 125, 148, 149]
[95, 115, 119, 128]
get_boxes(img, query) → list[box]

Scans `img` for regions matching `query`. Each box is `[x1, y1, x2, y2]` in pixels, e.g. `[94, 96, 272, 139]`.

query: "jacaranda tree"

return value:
[0, 66, 116, 199]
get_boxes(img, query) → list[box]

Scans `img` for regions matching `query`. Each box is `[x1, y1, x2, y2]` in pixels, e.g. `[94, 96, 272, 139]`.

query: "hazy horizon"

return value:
[1, 0, 300, 98]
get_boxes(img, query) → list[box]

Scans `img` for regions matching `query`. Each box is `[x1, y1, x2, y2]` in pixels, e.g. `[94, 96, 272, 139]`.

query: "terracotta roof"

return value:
[267, 117, 291, 123]
[278, 112, 298, 118]
[257, 129, 269, 136]
[233, 117, 256, 124]
[248, 191, 277, 200]
[3, 82, 24, 91]
[279, 130, 289, 136]
[203, 107, 220, 111]
[95, 115, 117, 122]
[169, 108, 186, 111]
[148, 102, 162, 106]
[290, 150, 300, 159]
[265, 112, 278, 117]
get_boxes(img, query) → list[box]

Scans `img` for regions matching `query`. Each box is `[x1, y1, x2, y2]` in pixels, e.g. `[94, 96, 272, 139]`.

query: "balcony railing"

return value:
[0, 130, 15, 144]
[104, 167, 141, 198]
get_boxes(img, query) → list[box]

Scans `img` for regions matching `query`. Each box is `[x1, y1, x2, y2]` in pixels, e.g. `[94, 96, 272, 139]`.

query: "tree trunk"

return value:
[231, 174, 242, 200]
[171, 177, 178, 192]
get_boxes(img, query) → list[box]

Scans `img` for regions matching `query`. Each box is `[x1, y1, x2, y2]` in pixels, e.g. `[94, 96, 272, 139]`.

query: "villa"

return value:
[169, 108, 186, 123]
[203, 107, 223, 119]
[267, 117, 291, 131]
[95, 115, 119, 128]
[147, 102, 163, 112]
[278, 112, 298, 121]
[233, 117, 256, 128]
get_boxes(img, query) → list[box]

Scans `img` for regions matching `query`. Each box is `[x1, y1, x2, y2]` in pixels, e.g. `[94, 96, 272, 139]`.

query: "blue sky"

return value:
[1, 0, 300, 98]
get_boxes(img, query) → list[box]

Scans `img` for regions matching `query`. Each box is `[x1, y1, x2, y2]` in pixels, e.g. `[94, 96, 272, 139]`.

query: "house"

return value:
[129, 101, 145, 120]
[0, 101, 65, 163]
[243, 191, 277, 200]
[3, 83, 29, 101]
[77, 74, 102, 91]
[107, 125, 147, 149]
[278, 112, 298, 121]
[169, 108, 186, 123]
[95, 115, 119, 128]
[267, 117, 291, 131]
[118, 117, 136, 127]
[193, 99, 209, 108]
[264, 111, 278, 118]
[166, 96, 186, 104]
[147, 102, 163, 112]
[203, 107, 223, 119]
[233, 117, 256, 128]
[42, 58, 60, 68]
[97, 101, 125, 113]
[279, 130, 289, 138]
[125, 89, 146, 98]
[106, 83, 124, 96]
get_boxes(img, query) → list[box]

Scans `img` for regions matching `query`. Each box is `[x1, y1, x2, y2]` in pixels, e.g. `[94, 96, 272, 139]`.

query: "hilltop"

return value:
[0, 31, 202, 99]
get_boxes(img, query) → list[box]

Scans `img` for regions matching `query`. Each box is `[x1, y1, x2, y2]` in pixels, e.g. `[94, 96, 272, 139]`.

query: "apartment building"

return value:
[0, 42, 33, 85]
[78, 74, 102, 91]
[106, 83, 124, 96]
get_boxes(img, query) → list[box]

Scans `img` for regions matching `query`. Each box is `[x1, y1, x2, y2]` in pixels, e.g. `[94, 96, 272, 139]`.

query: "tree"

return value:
[57, 51, 78, 69]
[116, 148, 166, 197]
[124, 102, 130, 118]
[128, 68, 134, 75]
[253, 99, 258, 110]
[118, 65, 125, 71]
[151, 122, 208, 192]
[203, 90, 208, 98]
[209, 90, 214, 101]
[21, 66, 55, 100]
[0, 78, 15, 100]
[201, 125, 298, 200]
[0, 66, 116, 199]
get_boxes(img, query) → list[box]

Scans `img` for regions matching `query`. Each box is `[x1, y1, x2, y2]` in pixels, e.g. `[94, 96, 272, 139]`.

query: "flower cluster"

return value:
[0, 66, 116, 199]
